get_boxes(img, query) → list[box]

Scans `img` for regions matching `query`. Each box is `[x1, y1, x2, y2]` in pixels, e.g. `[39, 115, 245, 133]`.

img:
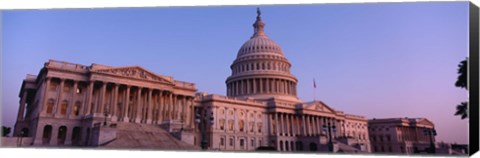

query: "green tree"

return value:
[454, 58, 468, 119]
[2, 126, 11, 137]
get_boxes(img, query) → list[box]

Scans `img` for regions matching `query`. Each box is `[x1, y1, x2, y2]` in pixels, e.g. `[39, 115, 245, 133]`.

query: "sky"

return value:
[1, 2, 469, 144]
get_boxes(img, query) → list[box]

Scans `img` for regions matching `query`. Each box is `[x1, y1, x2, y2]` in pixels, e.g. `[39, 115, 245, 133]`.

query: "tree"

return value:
[2, 126, 11, 137]
[454, 58, 468, 119]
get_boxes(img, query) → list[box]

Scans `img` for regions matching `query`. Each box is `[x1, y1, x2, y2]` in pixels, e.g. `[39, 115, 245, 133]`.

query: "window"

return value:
[251, 139, 255, 147]
[387, 135, 391, 142]
[388, 146, 393, 152]
[220, 138, 225, 146]
[380, 135, 383, 142]
[49, 83, 58, 91]
[60, 101, 68, 115]
[400, 146, 405, 153]
[249, 122, 254, 132]
[240, 139, 244, 147]
[229, 138, 234, 146]
[73, 102, 81, 116]
[258, 140, 262, 146]
[239, 120, 245, 132]
[228, 120, 234, 131]
[46, 99, 54, 114]
[219, 119, 225, 130]
[257, 123, 262, 133]
[381, 146, 385, 152]
[63, 85, 70, 92]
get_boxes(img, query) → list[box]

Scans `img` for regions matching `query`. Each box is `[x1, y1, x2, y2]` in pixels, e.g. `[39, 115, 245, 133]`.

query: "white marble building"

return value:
[13, 9, 371, 152]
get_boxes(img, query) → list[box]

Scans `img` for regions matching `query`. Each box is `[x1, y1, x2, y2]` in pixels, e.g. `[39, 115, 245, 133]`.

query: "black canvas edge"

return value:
[469, 1, 480, 156]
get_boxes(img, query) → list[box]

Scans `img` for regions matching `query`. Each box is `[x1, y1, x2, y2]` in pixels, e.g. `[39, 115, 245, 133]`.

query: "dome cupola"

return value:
[226, 8, 299, 101]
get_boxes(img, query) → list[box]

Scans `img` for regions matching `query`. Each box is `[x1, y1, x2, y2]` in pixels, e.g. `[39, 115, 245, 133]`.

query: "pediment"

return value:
[303, 101, 336, 114]
[416, 118, 434, 126]
[95, 66, 173, 84]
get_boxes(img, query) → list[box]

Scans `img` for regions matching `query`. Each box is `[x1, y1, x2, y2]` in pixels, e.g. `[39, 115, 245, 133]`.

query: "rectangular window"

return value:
[240, 139, 244, 147]
[229, 138, 233, 146]
[63, 85, 70, 92]
[49, 83, 58, 91]
[258, 140, 262, 146]
[220, 138, 225, 146]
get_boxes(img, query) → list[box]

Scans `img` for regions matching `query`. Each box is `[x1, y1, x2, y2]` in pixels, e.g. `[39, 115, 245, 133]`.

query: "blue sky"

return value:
[2, 2, 469, 143]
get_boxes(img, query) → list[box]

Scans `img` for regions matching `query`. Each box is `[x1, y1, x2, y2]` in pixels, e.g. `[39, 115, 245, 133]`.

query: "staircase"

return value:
[100, 123, 199, 150]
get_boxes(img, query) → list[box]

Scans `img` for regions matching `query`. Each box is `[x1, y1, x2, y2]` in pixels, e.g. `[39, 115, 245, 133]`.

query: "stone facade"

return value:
[13, 9, 371, 152]
[368, 117, 436, 154]
[13, 60, 197, 146]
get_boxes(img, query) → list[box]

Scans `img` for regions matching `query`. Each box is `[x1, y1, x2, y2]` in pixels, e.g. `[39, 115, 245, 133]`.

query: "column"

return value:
[275, 113, 279, 135]
[54, 78, 65, 116]
[265, 78, 270, 93]
[158, 91, 164, 122]
[235, 81, 238, 96]
[98, 82, 107, 114]
[67, 81, 77, 118]
[135, 88, 142, 123]
[280, 113, 285, 135]
[252, 79, 256, 94]
[111, 84, 119, 121]
[122, 86, 130, 122]
[190, 98, 195, 128]
[259, 78, 263, 93]
[302, 115, 306, 136]
[146, 89, 153, 124]
[169, 92, 173, 120]
[41, 77, 51, 115]
[248, 79, 252, 94]
[84, 81, 94, 115]
[17, 91, 28, 121]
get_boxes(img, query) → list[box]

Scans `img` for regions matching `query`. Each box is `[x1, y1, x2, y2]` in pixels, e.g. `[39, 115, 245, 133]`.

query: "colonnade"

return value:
[227, 78, 296, 96]
[269, 113, 344, 139]
[39, 77, 195, 126]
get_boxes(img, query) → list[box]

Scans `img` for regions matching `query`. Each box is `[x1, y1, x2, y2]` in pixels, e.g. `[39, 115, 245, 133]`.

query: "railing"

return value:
[46, 60, 89, 72]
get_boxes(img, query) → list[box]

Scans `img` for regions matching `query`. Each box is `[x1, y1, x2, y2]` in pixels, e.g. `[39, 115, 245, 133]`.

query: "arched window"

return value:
[60, 100, 68, 115]
[58, 126, 67, 145]
[290, 141, 295, 151]
[46, 99, 55, 114]
[279, 141, 284, 151]
[285, 141, 289, 151]
[72, 127, 81, 145]
[42, 125, 52, 145]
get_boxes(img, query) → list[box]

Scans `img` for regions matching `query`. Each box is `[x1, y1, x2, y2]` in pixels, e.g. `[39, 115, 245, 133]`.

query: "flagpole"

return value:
[313, 78, 316, 101]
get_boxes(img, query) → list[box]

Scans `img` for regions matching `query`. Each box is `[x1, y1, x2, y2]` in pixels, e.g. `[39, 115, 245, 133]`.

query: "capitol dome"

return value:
[226, 8, 299, 101]
[236, 35, 284, 58]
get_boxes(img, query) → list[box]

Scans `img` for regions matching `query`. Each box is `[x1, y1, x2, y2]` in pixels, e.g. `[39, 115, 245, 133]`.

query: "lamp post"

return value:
[322, 122, 336, 152]
[423, 128, 437, 154]
[195, 108, 214, 150]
